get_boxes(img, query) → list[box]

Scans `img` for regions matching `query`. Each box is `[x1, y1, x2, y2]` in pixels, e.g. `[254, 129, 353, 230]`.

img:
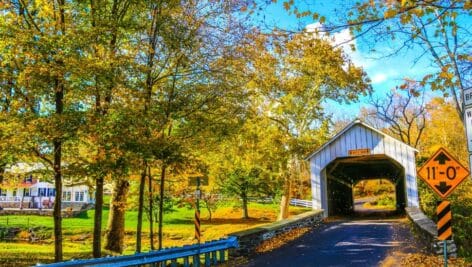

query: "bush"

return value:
[418, 178, 472, 260]
[376, 195, 395, 207]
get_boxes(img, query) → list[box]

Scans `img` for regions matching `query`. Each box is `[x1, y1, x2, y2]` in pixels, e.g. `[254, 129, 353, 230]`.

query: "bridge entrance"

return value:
[306, 120, 419, 217]
[325, 155, 405, 216]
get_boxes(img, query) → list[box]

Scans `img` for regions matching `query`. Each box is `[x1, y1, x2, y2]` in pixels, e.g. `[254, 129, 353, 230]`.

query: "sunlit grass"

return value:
[0, 202, 311, 266]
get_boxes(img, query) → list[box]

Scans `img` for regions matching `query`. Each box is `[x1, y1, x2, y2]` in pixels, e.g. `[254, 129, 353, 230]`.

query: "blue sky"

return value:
[254, 1, 439, 121]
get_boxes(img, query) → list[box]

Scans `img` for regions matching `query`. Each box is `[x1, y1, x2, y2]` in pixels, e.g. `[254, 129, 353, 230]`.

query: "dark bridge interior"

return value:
[325, 154, 406, 216]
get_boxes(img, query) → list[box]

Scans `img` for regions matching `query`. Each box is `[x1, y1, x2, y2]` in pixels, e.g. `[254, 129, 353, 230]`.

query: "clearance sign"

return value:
[417, 148, 469, 199]
[417, 147, 469, 262]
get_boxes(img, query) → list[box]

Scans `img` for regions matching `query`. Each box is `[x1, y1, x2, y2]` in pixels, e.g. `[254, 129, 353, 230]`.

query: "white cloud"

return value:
[371, 73, 387, 84]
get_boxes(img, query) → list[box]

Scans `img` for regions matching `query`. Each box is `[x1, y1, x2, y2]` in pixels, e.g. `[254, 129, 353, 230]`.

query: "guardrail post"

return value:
[211, 251, 217, 265]
[204, 252, 210, 267]
[193, 254, 200, 267]
[184, 256, 190, 267]
[218, 249, 225, 263]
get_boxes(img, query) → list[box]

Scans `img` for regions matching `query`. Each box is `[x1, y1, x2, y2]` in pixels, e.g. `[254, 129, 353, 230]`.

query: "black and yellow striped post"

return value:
[437, 200, 452, 267]
[194, 176, 201, 244]
[437, 200, 452, 241]
[194, 208, 201, 243]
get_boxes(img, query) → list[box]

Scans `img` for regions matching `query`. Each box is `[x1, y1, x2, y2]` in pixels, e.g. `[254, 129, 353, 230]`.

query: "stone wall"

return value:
[229, 210, 324, 257]
[405, 207, 457, 257]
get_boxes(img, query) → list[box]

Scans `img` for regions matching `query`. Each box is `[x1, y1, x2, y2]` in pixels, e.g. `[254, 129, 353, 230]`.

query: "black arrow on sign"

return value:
[433, 152, 451, 165]
[435, 182, 452, 194]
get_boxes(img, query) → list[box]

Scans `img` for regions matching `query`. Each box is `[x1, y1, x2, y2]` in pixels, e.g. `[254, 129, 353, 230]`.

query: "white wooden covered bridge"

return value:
[306, 119, 419, 216]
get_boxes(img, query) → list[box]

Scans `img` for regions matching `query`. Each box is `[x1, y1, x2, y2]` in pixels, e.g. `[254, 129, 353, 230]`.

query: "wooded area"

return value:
[0, 0, 471, 263]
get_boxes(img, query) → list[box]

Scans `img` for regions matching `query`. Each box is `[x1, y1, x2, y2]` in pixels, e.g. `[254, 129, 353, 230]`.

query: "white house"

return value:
[0, 163, 93, 210]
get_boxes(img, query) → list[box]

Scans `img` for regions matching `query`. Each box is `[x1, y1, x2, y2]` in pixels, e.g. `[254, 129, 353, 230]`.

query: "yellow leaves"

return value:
[319, 16, 326, 24]
[384, 9, 397, 19]
[411, 7, 423, 17]
[401, 253, 469, 267]
[464, 1, 472, 10]
[283, 1, 294, 11]
[439, 70, 454, 80]
[399, 14, 408, 24]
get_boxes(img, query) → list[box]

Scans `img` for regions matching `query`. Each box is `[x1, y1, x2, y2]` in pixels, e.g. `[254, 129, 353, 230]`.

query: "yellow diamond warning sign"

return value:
[418, 148, 470, 199]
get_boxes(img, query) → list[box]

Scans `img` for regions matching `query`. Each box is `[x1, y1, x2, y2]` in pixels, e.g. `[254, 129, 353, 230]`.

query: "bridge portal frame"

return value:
[306, 119, 419, 217]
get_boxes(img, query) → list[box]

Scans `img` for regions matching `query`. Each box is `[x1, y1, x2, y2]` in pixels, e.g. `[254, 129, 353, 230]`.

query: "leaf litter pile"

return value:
[255, 227, 311, 253]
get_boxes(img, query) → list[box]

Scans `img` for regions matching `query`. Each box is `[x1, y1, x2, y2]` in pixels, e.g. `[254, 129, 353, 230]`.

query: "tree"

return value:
[420, 97, 468, 160]
[248, 31, 371, 219]
[280, 1, 471, 123]
[83, 0, 135, 256]
[0, 0, 89, 261]
[212, 119, 282, 219]
[362, 80, 428, 148]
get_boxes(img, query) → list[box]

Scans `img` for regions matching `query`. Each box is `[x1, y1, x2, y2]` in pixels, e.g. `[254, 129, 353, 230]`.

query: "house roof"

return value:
[5, 162, 48, 174]
[305, 119, 419, 161]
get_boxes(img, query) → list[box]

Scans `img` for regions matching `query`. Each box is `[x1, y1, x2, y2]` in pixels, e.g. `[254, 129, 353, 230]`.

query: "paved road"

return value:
[243, 218, 419, 267]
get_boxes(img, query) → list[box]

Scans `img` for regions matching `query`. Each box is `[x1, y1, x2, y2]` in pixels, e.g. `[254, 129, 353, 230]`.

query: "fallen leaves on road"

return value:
[255, 227, 311, 253]
[400, 253, 470, 267]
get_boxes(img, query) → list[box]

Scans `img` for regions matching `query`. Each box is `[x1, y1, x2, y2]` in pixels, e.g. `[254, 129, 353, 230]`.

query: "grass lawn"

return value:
[0, 202, 311, 266]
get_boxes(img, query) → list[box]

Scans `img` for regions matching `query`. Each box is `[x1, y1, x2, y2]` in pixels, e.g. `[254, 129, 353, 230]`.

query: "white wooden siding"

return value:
[307, 120, 420, 216]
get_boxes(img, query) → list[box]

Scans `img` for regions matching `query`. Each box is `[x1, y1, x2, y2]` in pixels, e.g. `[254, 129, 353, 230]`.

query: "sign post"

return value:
[417, 148, 470, 267]
[189, 176, 207, 245]
[436, 200, 452, 267]
[194, 177, 201, 244]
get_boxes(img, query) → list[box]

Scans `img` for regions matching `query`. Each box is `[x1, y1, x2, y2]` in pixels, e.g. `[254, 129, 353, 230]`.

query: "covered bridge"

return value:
[306, 119, 420, 217]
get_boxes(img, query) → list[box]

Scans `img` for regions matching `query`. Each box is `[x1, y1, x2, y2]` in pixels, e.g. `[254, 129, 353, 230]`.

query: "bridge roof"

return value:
[305, 119, 418, 161]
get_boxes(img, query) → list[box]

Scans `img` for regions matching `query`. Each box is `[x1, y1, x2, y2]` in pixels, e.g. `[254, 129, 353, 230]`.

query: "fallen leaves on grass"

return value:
[255, 227, 311, 253]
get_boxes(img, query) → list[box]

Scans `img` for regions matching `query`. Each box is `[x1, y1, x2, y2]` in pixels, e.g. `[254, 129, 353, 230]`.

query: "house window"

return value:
[39, 188, 47, 197]
[47, 188, 56, 197]
[0, 189, 6, 197]
[62, 191, 71, 201]
[75, 192, 84, 202]
[24, 189, 30, 197]
[12, 190, 17, 197]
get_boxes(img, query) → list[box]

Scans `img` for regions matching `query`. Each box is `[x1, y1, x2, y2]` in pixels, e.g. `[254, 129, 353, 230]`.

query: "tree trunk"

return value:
[148, 166, 154, 250]
[136, 165, 146, 253]
[93, 176, 104, 257]
[242, 194, 249, 219]
[105, 178, 130, 253]
[0, 165, 5, 184]
[53, 70, 64, 262]
[158, 165, 166, 250]
[53, 141, 63, 262]
[277, 174, 292, 221]
[278, 157, 298, 221]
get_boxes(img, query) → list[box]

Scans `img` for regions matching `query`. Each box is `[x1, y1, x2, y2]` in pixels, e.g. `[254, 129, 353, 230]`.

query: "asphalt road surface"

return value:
[242, 218, 420, 267]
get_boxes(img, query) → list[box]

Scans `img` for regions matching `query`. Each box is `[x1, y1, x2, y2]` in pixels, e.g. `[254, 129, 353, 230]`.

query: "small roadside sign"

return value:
[463, 88, 472, 107]
[463, 89, 472, 177]
[417, 148, 469, 199]
[188, 176, 209, 186]
[464, 107, 472, 152]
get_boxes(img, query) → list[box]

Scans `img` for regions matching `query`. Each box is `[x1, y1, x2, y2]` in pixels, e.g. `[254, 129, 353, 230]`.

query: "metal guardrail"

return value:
[289, 199, 313, 208]
[37, 236, 238, 267]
